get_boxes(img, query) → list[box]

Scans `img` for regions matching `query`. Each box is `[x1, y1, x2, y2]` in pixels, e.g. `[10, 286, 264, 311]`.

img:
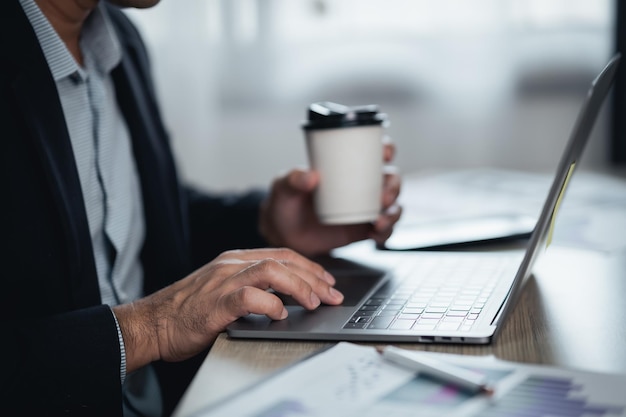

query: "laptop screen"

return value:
[492, 53, 621, 328]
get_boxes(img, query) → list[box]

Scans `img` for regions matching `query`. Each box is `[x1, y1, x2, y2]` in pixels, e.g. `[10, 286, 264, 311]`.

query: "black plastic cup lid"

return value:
[302, 101, 388, 130]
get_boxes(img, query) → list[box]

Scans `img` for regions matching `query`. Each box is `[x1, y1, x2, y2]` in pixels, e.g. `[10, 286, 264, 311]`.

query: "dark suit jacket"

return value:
[0, 2, 267, 415]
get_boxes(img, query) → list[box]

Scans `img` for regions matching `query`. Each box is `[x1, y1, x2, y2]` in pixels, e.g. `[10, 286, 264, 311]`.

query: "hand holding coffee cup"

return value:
[303, 102, 388, 225]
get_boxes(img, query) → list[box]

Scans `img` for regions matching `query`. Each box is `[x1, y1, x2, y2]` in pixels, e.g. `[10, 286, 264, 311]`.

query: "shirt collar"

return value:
[81, 3, 122, 75]
[19, 0, 122, 82]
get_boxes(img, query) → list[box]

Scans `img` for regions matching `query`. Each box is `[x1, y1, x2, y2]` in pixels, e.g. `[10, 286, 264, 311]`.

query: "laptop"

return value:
[227, 53, 621, 344]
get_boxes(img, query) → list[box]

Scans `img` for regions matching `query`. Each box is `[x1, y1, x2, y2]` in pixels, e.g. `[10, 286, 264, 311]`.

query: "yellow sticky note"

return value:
[546, 162, 576, 248]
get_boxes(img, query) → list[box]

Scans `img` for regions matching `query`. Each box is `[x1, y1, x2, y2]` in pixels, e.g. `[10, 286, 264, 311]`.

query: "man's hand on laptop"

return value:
[112, 248, 343, 372]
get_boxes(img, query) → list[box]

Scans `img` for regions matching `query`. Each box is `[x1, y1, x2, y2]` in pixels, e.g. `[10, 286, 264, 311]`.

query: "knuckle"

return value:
[229, 286, 283, 317]
[310, 262, 327, 279]
[229, 286, 255, 315]
[236, 286, 255, 304]
[254, 258, 281, 274]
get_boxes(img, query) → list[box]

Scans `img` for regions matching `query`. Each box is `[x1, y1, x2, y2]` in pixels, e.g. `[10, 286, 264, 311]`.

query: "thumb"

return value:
[287, 169, 319, 192]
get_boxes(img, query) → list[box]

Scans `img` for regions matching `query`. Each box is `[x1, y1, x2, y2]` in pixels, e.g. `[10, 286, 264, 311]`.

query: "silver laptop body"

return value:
[227, 54, 620, 344]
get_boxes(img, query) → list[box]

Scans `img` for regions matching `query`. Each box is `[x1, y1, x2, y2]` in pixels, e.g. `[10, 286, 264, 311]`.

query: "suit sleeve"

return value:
[1, 305, 123, 417]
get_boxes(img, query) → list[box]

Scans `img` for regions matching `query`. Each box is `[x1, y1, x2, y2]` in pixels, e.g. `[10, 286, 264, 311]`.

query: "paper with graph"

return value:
[193, 342, 626, 417]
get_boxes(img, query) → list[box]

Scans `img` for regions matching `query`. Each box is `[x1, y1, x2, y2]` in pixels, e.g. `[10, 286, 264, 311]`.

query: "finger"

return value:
[370, 204, 402, 243]
[222, 286, 289, 321]
[285, 168, 319, 192]
[381, 167, 401, 209]
[230, 250, 343, 305]
[382, 136, 396, 163]
[210, 253, 341, 306]
[233, 258, 337, 309]
[255, 257, 344, 306]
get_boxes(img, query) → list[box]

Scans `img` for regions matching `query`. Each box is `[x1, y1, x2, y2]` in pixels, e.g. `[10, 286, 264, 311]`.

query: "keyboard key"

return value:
[343, 323, 367, 329]
[402, 307, 424, 314]
[438, 322, 460, 331]
[398, 313, 420, 320]
[412, 323, 437, 331]
[406, 302, 428, 308]
[351, 316, 372, 324]
[436, 291, 456, 297]
[429, 302, 452, 308]
[460, 323, 474, 332]
[425, 307, 447, 314]
[377, 310, 399, 317]
[391, 319, 416, 330]
[416, 318, 440, 326]
[367, 316, 394, 330]
[443, 316, 464, 322]
[421, 312, 444, 320]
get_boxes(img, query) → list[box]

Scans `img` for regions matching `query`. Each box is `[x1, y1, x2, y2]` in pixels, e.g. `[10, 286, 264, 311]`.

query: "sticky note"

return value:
[546, 162, 576, 248]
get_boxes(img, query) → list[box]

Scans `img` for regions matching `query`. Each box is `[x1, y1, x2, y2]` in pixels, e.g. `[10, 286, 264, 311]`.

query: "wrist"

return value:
[112, 301, 161, 373]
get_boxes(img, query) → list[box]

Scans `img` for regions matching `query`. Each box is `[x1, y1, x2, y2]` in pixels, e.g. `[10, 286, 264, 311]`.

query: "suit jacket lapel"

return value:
[3, 1, 101, 308]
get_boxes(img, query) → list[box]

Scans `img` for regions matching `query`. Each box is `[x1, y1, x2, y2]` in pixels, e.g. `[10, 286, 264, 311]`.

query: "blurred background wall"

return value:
[124, 0, 617, 192]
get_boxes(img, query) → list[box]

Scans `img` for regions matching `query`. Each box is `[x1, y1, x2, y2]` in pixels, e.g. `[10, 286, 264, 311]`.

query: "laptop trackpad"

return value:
[276, 256, 387, 307]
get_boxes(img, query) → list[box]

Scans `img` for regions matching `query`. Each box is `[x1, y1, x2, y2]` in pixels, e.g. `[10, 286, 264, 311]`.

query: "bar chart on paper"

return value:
[481, 375, 626, 417]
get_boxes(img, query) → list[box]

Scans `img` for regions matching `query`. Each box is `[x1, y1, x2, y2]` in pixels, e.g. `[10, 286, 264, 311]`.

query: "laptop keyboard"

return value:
[342, 255, 515, 332]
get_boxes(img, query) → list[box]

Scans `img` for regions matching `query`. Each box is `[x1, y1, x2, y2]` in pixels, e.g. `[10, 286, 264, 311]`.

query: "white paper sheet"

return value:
[193, 342, 626, 417]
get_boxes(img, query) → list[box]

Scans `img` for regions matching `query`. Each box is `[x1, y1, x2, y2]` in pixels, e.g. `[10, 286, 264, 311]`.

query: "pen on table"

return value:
[375, 345, 494, 395]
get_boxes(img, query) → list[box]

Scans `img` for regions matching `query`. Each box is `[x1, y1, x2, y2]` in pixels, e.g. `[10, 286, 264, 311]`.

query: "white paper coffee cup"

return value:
[303, 102, 387, 225]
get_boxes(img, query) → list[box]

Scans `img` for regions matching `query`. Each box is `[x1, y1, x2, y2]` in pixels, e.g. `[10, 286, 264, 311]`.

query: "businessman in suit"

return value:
[0, 0, 401, 415]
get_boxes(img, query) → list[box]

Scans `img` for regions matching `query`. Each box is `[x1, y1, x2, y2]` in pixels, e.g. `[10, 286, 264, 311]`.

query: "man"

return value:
[0, 0, 401, 415]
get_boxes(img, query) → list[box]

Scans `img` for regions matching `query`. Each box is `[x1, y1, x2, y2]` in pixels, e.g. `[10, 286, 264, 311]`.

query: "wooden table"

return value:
[173, 244, 626, 417]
